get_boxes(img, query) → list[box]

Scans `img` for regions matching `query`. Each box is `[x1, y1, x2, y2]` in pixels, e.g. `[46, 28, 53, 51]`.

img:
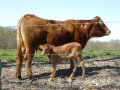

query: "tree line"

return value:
[0, 27, 120, 50]
[85, 39, 120, 50]
[0, 27, 16, 49]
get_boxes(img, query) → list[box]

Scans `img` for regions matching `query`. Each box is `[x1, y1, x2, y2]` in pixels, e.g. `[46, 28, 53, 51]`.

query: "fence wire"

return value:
[1, 20, 120, 28]
[0, 20, 120, 57]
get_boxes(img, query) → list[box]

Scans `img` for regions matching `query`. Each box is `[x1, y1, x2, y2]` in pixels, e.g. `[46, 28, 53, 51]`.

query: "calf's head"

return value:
[39, 44, 51, 55]
[90, 16, 111, 37]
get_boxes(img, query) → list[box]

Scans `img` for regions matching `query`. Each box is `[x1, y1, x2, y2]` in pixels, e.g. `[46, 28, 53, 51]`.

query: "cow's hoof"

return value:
[29, 76, 34, 81]
[16, 77, 22, 80]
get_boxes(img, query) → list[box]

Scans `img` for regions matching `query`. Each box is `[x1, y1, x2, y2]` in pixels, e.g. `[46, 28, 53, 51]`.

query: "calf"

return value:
[39, 42, 85, 82]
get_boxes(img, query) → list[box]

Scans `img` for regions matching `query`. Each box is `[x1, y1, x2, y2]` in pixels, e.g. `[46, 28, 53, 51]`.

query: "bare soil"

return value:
[1, 56, 120, 90]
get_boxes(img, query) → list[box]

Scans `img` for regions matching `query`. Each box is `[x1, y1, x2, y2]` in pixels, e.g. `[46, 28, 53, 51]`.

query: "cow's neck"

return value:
[77, 24, 94, 49]
[78, 36, 88, 49]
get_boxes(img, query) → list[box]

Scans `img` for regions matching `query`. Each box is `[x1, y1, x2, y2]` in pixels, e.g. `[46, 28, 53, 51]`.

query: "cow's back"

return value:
[17, 14, 79, 49]
[17, 14, 94, 50]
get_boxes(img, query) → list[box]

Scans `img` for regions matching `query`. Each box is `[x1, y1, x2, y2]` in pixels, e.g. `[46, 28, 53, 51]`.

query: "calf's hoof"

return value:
[82, 75, 85, 78]
[48, 79, 53, 83]
[49, 78, 53, 81]
[66, 78, 72, 82]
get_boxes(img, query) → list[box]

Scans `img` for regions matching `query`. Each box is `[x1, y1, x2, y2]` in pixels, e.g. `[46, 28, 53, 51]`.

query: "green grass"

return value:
[0, 49, 120, 62]
[34, 51, 48, 62]
[47, 83, 56, 89]
[0, 49, 47, 62]
[0, 49, 16, 61]
[82, 49, 120, 58]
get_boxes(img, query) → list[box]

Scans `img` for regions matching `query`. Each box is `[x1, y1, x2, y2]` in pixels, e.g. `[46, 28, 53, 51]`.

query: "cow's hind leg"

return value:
[24, 48, 35, 80]
[16, 47, 25, 80]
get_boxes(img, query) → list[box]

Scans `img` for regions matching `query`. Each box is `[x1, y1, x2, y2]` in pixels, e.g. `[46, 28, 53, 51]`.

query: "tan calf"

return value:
[39, 42, 85, 82]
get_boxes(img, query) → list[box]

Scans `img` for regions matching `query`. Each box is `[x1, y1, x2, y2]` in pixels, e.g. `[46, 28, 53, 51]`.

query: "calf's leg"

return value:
[70, 59, 74, 70]
[77, 56, 85, 78]
[50, 63, 57, 81]
[67, 58, 78, 82]
[80, 60, 85, 78]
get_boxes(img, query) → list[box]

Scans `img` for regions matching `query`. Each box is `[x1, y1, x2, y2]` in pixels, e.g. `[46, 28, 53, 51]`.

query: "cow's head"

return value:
[90, 16, 111, 37]
[39, 44, 52, 55]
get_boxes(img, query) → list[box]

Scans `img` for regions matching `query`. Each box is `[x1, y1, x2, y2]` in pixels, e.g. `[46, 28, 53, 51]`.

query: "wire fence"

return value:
[0, 20, 120, 58]
[1, 20, 120, 28]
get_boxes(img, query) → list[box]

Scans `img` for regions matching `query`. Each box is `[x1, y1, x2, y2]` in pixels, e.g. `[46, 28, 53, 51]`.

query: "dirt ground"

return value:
[1, 56, 120, 90]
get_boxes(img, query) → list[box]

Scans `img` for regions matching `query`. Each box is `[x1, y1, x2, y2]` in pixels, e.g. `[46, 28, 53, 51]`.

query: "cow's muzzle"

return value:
[106, 30, 111, 36]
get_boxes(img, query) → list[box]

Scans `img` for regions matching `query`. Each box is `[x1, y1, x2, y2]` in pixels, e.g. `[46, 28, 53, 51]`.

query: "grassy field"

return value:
[0, 49, 120, 62]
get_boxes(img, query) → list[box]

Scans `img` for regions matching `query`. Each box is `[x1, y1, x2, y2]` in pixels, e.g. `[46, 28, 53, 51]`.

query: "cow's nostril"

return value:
[106, 30, 111, 35]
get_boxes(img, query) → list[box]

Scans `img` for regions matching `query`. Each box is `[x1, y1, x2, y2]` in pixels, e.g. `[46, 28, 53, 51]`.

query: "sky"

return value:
[0, 0, 120, 41]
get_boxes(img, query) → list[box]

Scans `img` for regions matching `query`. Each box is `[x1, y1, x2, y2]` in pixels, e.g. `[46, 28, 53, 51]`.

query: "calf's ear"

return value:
[39, 45, 43, 49]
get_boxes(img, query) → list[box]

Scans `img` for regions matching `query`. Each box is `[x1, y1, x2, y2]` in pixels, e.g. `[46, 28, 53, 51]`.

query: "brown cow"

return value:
[16, 14, 110, 80]
[39, 42, 85, 82]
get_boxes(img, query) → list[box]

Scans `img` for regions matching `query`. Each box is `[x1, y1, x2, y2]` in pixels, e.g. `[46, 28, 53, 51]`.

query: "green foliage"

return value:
[47, 83, 56, 89]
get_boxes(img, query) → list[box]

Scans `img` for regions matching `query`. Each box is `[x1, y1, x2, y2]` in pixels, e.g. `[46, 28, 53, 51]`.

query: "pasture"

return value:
[1, 49, 120, 89]
[0, 49, 120, 61]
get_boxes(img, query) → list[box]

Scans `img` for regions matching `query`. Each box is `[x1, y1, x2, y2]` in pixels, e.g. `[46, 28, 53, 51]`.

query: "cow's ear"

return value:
[94, 16, 102, 25]
[94, 16, 100, 20]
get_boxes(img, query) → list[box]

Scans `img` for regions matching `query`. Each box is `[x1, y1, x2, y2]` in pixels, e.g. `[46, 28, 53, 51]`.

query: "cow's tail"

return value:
[17, 16, 25, 60]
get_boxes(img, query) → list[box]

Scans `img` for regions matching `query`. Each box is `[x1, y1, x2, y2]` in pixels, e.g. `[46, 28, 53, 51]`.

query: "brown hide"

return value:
[17, 14, 110, 50]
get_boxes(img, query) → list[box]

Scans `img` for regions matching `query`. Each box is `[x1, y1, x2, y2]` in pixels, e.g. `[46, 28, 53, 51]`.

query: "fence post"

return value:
[0, 59, 1, 90]
[0, 59, 1, 76]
